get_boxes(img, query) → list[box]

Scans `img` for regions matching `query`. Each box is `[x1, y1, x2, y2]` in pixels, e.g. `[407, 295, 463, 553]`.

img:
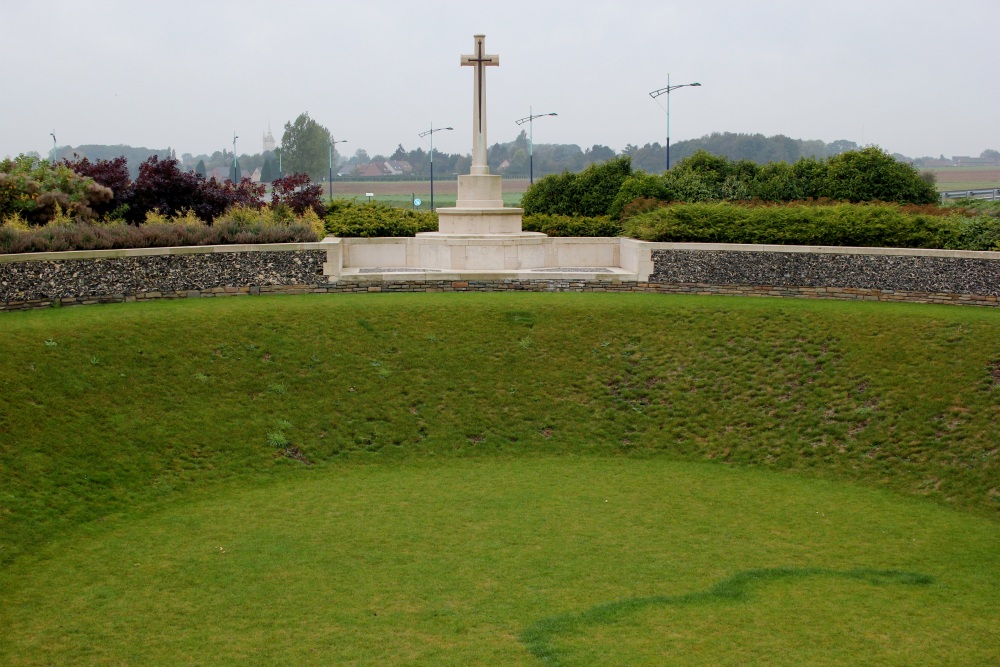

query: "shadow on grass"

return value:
[520, 567, 934, 664]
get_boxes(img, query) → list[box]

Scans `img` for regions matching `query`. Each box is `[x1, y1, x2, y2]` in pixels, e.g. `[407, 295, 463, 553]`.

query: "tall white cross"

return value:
[461, 34, 499, 175]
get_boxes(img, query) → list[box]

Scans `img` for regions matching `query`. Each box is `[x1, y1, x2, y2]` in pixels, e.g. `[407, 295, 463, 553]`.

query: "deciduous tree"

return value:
[280, 113, 331, 182]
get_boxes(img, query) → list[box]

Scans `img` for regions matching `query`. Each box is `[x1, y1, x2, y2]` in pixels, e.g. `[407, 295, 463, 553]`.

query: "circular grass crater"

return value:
[1, 457, 996, 665]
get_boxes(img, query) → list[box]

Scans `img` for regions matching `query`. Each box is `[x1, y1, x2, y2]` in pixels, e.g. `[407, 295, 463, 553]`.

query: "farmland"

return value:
[922, 166, 1000, 191]
[325, 178, 529, 209]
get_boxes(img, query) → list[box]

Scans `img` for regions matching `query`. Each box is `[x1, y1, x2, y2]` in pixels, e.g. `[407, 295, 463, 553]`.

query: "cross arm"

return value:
[460, 54, 500, 66]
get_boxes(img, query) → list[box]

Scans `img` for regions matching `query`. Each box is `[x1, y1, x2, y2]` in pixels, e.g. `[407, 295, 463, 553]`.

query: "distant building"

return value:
[357, 162, 391, 177]
[207, 166, 229, 181]
[355, 160, 414, 176]
[263, 126, 276, 153]
[384, 160, 413, 175]
[952, 156, 999, 166]
[206, 163, 251, 182]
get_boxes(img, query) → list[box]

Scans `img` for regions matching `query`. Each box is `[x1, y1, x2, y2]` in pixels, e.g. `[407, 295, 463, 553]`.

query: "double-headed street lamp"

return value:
[418, 124, 453, 211]
[329, 137, 348, 199]
[649, 74, 701, 171]
[515, 107, 557, 184]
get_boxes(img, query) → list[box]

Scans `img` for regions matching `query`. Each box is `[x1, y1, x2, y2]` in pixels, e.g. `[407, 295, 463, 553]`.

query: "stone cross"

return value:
[461, 34, 499, 176]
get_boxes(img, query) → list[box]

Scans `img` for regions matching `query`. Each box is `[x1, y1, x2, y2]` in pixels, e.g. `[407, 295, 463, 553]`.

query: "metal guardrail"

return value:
[940, 188, 1000, 203]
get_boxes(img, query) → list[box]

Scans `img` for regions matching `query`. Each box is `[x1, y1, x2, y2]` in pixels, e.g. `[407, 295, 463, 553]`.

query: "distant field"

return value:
[921, 166, 1000, 191]
[327, 179, 528, 209]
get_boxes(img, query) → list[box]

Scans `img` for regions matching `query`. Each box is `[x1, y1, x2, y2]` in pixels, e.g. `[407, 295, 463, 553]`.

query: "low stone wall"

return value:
[2, 241, 999, 311]
[650, 248, 1000, 298]
[0, 245, 329, 310]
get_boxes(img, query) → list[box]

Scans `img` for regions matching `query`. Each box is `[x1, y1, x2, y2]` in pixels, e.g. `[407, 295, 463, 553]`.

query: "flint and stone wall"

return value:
[645, 246, 1000, 307]
[0, 246, 330, 310]
[2, 242, 999, 311]
[649, 249, 1000, 297]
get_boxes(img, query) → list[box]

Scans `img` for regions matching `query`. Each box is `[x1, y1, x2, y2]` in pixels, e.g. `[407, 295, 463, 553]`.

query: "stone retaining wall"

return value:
[1, 247, 328, 310]
[2, 242, 999, 311]
[650, 248, 1000, 297]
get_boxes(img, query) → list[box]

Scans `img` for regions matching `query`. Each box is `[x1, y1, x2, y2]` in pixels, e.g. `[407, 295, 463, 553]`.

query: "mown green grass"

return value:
[1, 293, 998, 563]
[1, 458, 997, 665]
[0, 293, 998, 663]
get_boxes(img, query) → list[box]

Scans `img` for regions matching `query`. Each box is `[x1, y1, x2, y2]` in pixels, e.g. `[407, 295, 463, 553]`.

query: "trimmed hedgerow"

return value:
[522, 214, 622, 237]
[0, 208, 321, 254]
[520, 156, 633, 218]
[603, 147, 940, 221]
[325, 200, 438, 237]
[622, 201, 1000, 251]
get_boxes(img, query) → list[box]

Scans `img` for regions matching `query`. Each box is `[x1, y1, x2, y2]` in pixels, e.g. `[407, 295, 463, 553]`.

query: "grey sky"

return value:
[2, 0, 997, 161]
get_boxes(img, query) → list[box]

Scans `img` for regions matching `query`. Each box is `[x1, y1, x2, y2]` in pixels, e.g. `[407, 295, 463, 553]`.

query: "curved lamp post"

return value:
[50, 132, 57, 164]
[515, 107, 557, 184]
[329, 137, 347, 200]
[418, 124, 453, 211]
[649, 75, 701, 171]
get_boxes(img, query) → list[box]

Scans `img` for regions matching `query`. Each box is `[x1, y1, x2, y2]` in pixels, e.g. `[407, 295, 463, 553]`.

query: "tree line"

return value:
[52, 112, 999, 186]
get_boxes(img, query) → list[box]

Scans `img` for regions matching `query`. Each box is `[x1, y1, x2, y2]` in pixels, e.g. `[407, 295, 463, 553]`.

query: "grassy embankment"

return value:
[0, 294, 997, 664]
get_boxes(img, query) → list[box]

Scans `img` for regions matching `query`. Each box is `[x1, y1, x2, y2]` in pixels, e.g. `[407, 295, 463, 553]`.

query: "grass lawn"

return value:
[1, 293, 998, 663]
[1, 458, 996, 665]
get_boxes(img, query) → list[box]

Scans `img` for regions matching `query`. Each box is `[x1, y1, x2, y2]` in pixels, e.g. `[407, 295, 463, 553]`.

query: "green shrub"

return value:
[613, 148, 940, 216]
[824, 147, 938, 204]
[521, 156, 633, 217]
[522, 214, 622, 237]
[622, 201, 1000, 250]
[0, 208, 321, 254]
[608, 173, 673, 219]
[325, 200, 437, 237]
[1, 155, 113, 225]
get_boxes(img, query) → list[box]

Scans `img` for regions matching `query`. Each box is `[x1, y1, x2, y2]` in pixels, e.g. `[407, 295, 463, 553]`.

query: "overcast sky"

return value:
[2, 0, 997, 161]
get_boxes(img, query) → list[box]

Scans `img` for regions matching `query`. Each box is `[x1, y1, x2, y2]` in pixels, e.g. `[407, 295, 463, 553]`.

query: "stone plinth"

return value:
[436, 207, 524, 234]
[454, 174, 504, 209]
[414, 232, 547, 270]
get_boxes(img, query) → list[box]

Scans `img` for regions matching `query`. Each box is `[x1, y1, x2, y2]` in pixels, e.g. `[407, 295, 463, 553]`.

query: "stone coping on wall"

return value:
[4, 239, 998, 265]
[0, 241, 339, 264]
[643, 241, 1000, 261]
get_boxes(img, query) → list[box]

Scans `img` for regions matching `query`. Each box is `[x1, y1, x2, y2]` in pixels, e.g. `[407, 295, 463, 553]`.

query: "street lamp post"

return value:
[649, 74, 701, 171]
[418, 124, 453, 211]
[515, 107, 557, 184]
[232, 132, 239, 182]
[50, 132, 57, 164]
[329, 137, 348, 200]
